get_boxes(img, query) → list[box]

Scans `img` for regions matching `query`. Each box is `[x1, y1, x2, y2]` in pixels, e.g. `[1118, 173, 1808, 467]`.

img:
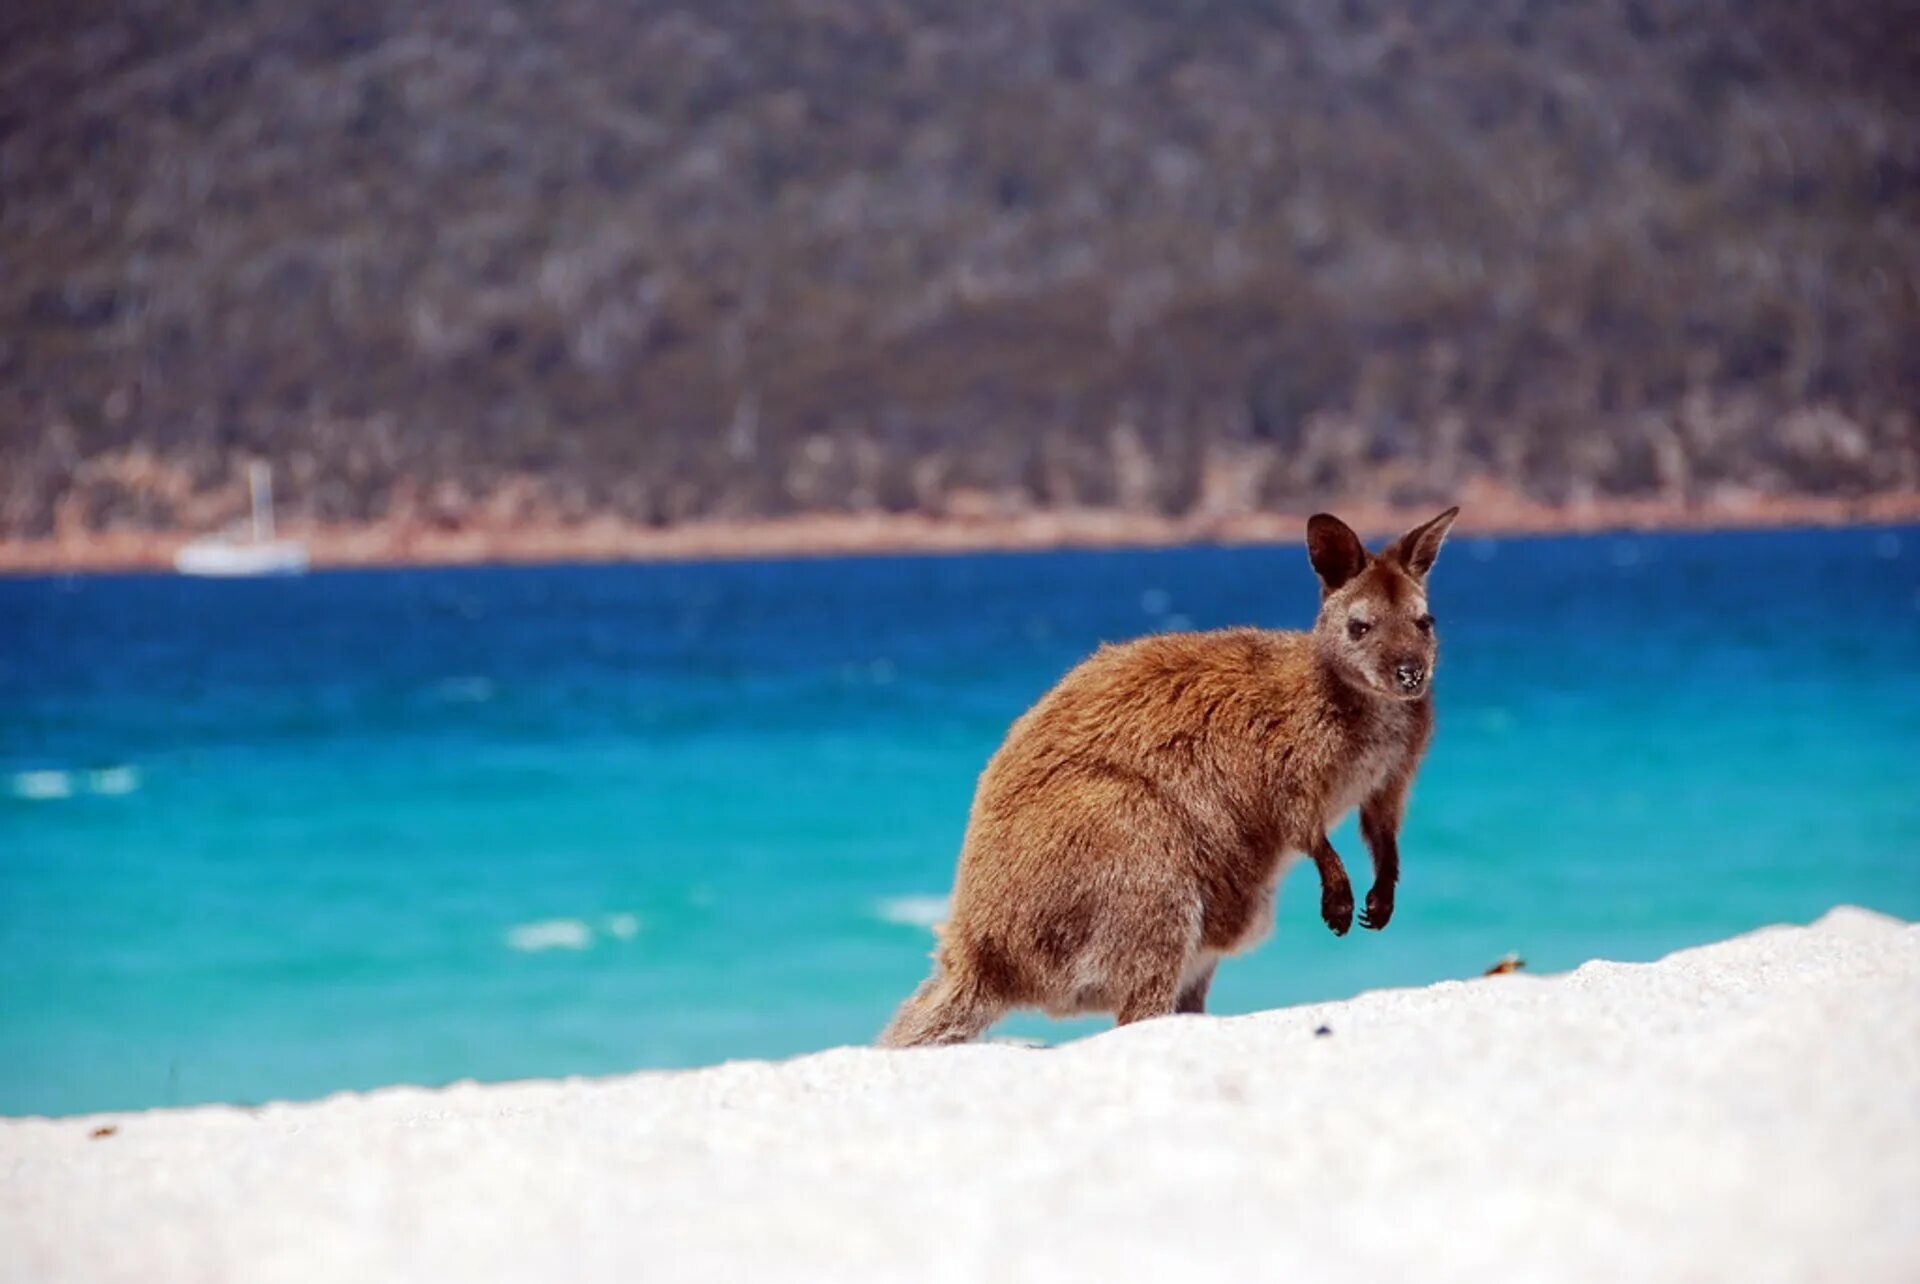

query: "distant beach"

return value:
[4, 483, 1919, 575]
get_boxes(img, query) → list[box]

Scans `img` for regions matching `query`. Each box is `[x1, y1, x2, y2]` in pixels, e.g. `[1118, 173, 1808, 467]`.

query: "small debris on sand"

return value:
[1483, 954, 1526, 976]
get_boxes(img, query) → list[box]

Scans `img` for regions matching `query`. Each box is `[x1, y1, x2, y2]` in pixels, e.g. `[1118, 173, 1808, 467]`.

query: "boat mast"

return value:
[250, 462, 274, 542]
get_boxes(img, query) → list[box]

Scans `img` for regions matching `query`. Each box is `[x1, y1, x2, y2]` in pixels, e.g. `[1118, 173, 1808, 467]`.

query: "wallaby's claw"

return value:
[1322, 885, 1354, 936]
[1360, 886, 1394, 931]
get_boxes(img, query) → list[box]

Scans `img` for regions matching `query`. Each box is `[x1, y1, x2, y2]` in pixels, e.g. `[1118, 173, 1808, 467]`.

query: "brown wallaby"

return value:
[880, 507, 1459, 1047]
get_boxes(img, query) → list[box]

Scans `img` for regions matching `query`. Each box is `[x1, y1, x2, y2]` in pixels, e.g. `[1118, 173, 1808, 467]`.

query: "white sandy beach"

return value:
[4, 907, 1915, 1284]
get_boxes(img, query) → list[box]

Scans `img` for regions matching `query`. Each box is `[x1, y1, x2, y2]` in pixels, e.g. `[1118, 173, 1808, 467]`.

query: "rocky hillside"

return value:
[3, 0, 1917, 536]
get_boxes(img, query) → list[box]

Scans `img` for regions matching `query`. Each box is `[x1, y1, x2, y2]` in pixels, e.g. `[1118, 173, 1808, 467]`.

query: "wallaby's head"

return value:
[1306, 507, 1460, 701]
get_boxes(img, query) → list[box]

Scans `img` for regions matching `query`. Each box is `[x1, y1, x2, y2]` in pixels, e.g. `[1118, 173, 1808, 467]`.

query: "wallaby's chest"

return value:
[1324, 739, 1400, 822]
[1315, 707, 1419, 826]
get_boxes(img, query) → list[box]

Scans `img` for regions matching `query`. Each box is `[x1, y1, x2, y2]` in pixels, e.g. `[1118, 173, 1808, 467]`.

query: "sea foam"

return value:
[505, 920, 593, 952]
[11, 770, 73, 800]
[875, 894, 950, 929]
[88, 766, 140, 796]
[505, 913, 642, 953]
[9, 766, 141, 800]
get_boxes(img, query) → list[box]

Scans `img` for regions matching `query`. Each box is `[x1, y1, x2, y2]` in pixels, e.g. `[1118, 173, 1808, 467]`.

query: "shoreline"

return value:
[3, 908, 1914, 1282]
[4, 486, 1918, 575]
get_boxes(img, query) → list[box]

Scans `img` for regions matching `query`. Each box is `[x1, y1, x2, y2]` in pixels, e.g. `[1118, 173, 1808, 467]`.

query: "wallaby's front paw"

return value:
[1360, 885, 1394, 931]
[1321, 884, 1354, 936]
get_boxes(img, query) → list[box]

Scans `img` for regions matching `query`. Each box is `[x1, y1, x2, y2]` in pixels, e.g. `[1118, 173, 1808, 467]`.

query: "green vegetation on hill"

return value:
[3, 0, 1916, 534]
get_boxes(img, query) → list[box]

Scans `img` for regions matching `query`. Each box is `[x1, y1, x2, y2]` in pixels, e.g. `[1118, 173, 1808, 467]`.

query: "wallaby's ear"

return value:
[1386, 506, 1460, 580]
[1306, 513, 1369, 593]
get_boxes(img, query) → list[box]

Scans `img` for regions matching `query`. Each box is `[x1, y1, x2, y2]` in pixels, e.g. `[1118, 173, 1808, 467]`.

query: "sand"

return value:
[4, 907, 1915, 1283]
[5, 483, 1919, 575]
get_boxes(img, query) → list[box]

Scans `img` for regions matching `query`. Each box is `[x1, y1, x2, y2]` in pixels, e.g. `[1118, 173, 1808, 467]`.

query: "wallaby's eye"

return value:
[1346, 619, 1372, 641]
[1415, 614, 1435, 633]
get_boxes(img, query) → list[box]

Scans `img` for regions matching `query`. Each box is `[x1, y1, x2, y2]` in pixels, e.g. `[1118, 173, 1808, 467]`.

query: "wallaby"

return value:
[880, 507, 1459, 1047]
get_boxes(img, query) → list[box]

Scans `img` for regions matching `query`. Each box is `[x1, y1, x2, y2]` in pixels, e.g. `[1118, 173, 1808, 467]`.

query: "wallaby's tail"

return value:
[878, 964, 1002, 1048]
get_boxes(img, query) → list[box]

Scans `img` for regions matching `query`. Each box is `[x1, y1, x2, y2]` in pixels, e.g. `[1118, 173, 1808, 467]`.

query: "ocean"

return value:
[3, 526, 1917, 1117]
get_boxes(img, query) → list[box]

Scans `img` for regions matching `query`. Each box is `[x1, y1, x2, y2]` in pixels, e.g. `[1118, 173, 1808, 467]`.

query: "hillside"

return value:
[3, 0, 1917, 539]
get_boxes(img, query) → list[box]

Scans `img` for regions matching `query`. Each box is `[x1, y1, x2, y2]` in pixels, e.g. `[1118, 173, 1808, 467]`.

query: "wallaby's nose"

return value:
[1394, 661, 1426, 692]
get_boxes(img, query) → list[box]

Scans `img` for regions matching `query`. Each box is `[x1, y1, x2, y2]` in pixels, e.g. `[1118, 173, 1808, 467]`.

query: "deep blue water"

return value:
[3, 527, 1917, 1117]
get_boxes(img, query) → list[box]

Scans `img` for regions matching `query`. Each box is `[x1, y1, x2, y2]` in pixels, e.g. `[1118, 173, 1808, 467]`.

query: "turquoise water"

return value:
[3, 527, 1917, 1117]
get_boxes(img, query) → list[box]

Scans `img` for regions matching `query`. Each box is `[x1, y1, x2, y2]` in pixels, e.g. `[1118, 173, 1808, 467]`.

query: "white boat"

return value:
[174, 463, 309, 577]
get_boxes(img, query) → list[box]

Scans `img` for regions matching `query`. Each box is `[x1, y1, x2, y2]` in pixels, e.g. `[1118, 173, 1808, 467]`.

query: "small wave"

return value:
[875, 894, 950, 929]
[11, 766, 142, 800]
[431, 676, 496, 704]
[1475, 708, 1517, 735]
[89, 766, 140, 796]
[505, 911, 642, 953]
[838, 659, 899, 686]
[1140, 588, 1172, 615]
[505, 919, 592, 952]
[11, 770, 73, 801]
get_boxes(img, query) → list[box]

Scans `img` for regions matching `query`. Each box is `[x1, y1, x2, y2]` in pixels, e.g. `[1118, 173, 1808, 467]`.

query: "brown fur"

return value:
[880, 507, 1459, 1047]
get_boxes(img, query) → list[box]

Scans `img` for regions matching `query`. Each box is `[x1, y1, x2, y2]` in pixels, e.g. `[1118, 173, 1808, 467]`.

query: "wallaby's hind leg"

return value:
[878, 968, 1005, 1048]
[1116, 966, 1184, 1025]
[1110, 891, 1202, 1027]
[1175, 960, 1216, 1014]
